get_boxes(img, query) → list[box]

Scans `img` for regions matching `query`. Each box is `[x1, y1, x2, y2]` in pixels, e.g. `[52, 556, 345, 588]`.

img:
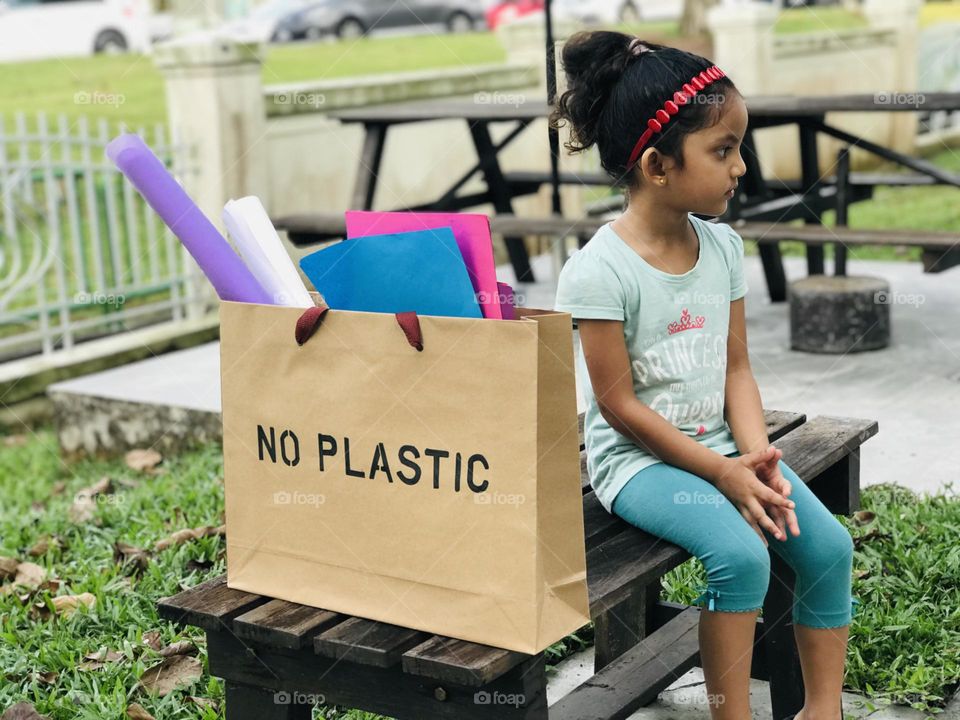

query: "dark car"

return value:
[272, 0, 486, 41]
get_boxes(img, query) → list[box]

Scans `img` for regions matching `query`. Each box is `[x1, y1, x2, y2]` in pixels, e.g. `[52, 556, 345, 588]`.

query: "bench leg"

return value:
[224, 681, 313, 720]
[762, 552, 805, 720]
[594, 583, 660, 672]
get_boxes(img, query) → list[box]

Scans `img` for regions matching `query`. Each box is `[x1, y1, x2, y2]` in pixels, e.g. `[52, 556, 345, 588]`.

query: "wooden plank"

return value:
[578, 409, 806, 491]
[772, 415, 878, 483]
[233, 599, 343, 650]
[734, 221, 960, 248]
[763, 552, 805, 720]
[327, 92, 960, 125]
[314, 617, 429, 668]
[157, 575, 268, 632]
[224, 681, 313, 720]
[401, 635, 529, 687]
[549, 607, 701, 720]
[207, 627, 549, 720]
[586, 530, 688, 616]
[593, 584, 660, 673]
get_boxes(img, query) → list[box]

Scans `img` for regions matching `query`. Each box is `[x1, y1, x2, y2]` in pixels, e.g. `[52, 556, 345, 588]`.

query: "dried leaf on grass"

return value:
[153, 525, 225, 552]
[32, 592, 96, 620]
[113, 543, 151, 575]
[69, 478, 114, 523]
[137, 655, 202, 696]
[125, 703, 156, 720]
[158, 641, 197, 658]
[0, 703, 50, 720]
[141, 631, 163, 652]
[0, 556, 18, 581]
[125, 449, 163, 472]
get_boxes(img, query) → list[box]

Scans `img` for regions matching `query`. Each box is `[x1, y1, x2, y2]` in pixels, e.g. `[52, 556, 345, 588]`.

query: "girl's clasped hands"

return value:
[713, 446, 801, 547]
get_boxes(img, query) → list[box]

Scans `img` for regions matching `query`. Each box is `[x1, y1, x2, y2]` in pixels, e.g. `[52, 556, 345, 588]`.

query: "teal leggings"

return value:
[611, 451, 860, 628]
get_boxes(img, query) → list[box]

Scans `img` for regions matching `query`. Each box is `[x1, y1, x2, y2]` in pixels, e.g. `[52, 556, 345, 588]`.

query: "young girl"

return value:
[551, 32, 858, 720]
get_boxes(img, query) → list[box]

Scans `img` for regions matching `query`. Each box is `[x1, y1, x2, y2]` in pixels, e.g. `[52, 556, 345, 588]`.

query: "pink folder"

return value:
[345, 211, 503, 320]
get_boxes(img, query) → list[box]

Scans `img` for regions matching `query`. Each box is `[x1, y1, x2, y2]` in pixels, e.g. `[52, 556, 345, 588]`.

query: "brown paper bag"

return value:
[219, 295, 589, 654]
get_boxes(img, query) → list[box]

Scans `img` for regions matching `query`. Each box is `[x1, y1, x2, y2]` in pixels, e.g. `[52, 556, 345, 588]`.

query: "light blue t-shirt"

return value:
[554, 214, 748, 514]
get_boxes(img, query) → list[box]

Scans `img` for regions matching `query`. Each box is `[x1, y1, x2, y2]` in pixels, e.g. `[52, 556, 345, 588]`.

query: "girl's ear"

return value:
[639, 146, 671, 185]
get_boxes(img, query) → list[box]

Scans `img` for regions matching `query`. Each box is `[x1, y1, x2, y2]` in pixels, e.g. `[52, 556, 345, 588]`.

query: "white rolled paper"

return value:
[222, 196, 314, 308]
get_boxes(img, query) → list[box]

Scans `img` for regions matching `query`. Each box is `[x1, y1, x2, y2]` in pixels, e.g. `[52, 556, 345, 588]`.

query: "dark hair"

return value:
[548, 31, 739, 190]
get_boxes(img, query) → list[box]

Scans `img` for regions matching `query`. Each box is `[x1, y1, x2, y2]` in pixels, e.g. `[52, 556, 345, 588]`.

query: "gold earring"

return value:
[659, 178, 666, 185]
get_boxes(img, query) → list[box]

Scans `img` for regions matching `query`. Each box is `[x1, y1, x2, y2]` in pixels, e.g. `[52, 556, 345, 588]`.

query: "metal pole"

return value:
[545, 0, 562, 217]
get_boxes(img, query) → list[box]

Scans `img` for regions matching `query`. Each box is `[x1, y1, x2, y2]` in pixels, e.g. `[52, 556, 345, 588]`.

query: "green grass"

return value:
[1, 429, 959, 717]
[0, 32, 507, 129]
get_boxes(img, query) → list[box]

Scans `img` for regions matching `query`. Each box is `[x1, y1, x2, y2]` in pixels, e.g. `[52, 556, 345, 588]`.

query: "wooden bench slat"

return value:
[734, 220, 960, 248]
[233, 599, 343, 650]
[400, 635, 528, 687]
[549, 607, 701, 720]
[578, 409, 806, 491]
[157, 575, 268, 631]
[314, 617, 430, 668]
[773, 414, 878, 481]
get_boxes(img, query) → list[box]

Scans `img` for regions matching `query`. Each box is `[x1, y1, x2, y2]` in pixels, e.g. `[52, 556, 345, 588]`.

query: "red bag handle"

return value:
[295, 303, 423, 351]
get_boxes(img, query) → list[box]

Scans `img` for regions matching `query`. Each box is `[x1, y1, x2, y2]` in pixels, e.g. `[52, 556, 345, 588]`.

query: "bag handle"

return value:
[295, 304, 423, 351]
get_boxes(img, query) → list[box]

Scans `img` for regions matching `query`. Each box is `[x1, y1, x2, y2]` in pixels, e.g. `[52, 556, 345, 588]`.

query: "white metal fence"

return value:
[0, 112, 210, 362]
[918, 23, 960, 141]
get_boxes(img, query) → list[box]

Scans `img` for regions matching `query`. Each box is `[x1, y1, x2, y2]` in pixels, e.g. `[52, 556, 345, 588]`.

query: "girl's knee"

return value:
[698, 536, 770, 612]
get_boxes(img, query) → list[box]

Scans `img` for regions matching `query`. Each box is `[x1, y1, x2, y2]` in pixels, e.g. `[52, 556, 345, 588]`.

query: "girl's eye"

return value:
[717, 146, 731, 158]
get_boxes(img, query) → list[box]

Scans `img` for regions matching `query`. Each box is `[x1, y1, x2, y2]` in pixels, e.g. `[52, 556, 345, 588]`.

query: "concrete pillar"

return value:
[706, 2, 778, 95]
[155, 38, 269, 228]
[155, 38, 269, 316]
[863, 0, 921, 155]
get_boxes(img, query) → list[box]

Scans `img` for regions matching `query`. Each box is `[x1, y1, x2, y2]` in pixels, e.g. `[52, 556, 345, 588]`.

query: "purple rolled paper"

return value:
[106, 133, 273, 305]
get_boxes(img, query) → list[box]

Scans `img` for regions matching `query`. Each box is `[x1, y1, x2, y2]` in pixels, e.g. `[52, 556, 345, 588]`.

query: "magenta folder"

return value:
[345, 211, 502, 319]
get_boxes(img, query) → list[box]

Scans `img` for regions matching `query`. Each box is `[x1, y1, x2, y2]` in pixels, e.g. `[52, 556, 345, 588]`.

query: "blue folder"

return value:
[298, 226, 483, 318]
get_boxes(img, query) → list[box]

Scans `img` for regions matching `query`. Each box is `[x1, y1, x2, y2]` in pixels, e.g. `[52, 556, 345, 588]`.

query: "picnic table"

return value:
[325, 92, 960, 294]
[159, 408, 877, 720]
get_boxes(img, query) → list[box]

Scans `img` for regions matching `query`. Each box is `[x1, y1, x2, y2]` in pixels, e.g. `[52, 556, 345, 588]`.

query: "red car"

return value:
[485, 0, 544, 30]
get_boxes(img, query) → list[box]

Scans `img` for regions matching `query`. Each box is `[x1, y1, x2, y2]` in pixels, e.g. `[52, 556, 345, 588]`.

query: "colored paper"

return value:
[299, 227, 483, 318]
[498, 282, 516, 320]
[106, 133, 272, 305]
[223, 196, 313, 308]
[345, 211, 501, 319]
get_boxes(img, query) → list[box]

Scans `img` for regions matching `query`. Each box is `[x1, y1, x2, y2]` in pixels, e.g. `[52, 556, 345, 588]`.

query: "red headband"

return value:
[626, 64, 727, 168]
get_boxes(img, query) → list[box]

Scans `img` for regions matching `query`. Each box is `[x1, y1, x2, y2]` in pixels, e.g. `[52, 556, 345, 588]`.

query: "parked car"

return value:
[270, 0, 486, 41]
[0, 0, 150, 62]
[552, 0, 682, 25]
[485, 0, 542, 31]
[219, 0, 313, 43]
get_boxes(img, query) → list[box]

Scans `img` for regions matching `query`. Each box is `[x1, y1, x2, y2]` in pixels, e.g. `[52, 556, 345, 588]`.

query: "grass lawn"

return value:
[0, 32, 507, 130]
[0, 428, 958, 718]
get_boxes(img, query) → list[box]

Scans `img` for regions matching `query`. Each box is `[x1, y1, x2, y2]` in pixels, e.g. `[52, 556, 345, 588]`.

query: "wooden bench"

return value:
[158, 409, 877, 720]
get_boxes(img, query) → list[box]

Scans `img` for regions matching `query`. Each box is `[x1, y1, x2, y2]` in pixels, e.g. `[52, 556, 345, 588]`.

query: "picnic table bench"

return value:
[157, 410, 878, 720]
[319, 93, 960, 294]
[159, 409, 877, 720]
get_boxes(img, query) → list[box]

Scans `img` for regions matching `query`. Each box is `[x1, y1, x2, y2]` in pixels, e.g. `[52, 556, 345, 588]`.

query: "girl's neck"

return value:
[616, 193, 693, 247]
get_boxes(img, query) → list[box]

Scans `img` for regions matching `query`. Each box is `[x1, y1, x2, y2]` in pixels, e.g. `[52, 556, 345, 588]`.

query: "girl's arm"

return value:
[723, 297, 770, 454]
[578, 318, 731, 483]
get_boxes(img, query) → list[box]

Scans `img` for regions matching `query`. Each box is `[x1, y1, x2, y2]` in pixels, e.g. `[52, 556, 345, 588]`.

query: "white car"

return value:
[0, 0, 150, 62]
[553, 0, 682, 25]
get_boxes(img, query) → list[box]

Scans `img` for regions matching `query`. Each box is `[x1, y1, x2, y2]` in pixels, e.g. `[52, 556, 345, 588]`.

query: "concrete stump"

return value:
[789, 275, 890, 353]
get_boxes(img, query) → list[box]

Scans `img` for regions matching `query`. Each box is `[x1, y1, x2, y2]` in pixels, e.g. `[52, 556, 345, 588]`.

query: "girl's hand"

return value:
[753, 446, 801, 540]
[710, 447, 796, 547]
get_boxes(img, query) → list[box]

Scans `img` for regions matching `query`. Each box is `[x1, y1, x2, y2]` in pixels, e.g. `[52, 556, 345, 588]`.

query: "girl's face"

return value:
[657, 91, 749, 217]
